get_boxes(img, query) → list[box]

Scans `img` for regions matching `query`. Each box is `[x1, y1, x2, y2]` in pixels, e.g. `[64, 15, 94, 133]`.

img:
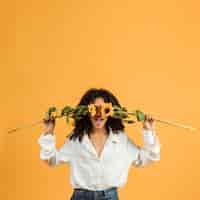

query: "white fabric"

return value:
[38, 126, 161, 191]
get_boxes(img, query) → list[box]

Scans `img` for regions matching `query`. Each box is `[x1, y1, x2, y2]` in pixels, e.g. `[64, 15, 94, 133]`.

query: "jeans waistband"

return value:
[74, 186, 117, 196]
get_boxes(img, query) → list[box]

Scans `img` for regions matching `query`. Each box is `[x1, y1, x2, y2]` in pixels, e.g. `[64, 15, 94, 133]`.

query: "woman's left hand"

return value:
[142, 114, 156, 131]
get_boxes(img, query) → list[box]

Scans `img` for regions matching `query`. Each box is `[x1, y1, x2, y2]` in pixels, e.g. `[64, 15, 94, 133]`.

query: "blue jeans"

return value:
[70, 187, 119, 200]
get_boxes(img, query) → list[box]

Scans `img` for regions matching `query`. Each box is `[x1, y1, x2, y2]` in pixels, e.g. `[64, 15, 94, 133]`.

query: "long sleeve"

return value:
[126, 129, 161, 167]
[37, 132, 74, 166]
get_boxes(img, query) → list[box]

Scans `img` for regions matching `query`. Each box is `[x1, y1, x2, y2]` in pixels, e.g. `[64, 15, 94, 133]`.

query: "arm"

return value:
[37, 132, 74, 167]
[126, 128, 161, 168]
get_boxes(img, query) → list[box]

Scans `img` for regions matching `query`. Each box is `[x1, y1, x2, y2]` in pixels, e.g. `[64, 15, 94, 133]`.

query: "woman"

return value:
[38, 88, 161, 200]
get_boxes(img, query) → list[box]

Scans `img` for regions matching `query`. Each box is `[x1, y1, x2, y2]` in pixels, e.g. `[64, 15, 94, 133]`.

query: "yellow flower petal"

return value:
[88, 103, 96, 116]
[101, 102, 113, 118]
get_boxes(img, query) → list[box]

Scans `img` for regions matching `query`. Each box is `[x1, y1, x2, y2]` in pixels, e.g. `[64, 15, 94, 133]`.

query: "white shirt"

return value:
[38, 126, 161, 191]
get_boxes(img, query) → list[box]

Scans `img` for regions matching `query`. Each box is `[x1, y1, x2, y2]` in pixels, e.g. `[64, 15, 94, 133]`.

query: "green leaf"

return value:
[61, 106, 74, 116]
[48, 106, 57, 115]
[135, 110, 145, 121]
[123, 119, 135, 124]
[113, 105, 121, 111]
[113, 110, 128, 118]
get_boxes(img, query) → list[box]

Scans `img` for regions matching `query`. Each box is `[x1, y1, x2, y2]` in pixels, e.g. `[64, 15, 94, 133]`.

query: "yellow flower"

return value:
[101, 102, 114, 118]
[88, 103, 96, 116]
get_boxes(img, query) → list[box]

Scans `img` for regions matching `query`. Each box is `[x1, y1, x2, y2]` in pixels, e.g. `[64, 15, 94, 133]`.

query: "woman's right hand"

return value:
[42, 117, 56, 135]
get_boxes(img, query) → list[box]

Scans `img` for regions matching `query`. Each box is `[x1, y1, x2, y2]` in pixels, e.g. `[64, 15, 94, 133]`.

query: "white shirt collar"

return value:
[83, 126, 120, 144]
[80, 126, 120, 159]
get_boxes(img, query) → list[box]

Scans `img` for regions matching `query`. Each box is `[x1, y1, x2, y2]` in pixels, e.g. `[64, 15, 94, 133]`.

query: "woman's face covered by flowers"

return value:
[89, 97, 111, 130]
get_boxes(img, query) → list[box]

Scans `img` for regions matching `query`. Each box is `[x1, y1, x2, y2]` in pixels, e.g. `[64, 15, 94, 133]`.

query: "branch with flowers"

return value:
[7, 103, 197, 134]
[43, 103, 144, 125]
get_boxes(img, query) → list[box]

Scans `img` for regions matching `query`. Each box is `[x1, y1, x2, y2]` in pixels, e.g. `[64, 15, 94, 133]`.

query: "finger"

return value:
[145, 114, 151, 121]
[43, 118, 55, 126]
[43, 119, 50, 124]
[146, 114, 154, 121]
[50, 117, 55, 122]
[149, 117, 153, 122]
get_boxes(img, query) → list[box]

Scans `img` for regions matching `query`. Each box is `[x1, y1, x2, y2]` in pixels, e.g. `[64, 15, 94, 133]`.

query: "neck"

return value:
[90, 127, 108, 136]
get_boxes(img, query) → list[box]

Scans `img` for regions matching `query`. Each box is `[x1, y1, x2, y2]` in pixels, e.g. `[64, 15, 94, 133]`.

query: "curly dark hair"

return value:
[67, 88, 125, 143]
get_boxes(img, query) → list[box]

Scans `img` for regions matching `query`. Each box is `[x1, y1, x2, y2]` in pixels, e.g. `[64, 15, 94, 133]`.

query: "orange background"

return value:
[1, 0, 200, 200]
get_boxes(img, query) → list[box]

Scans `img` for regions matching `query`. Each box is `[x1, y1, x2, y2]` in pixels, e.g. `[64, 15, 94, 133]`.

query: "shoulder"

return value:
[63, 131, 78, 146]
[114, 130, 129, 144]
[117, 130, 138, 146]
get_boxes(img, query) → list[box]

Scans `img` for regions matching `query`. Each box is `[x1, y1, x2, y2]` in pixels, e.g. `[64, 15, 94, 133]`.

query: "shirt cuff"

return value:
[38, 133, 56, 160]
[38, 132, 55, 144]
[142, 128, 156, 145]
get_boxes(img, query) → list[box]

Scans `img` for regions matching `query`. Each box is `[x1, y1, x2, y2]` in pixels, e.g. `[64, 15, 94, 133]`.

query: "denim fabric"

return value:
[70, 187, 119, 200]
